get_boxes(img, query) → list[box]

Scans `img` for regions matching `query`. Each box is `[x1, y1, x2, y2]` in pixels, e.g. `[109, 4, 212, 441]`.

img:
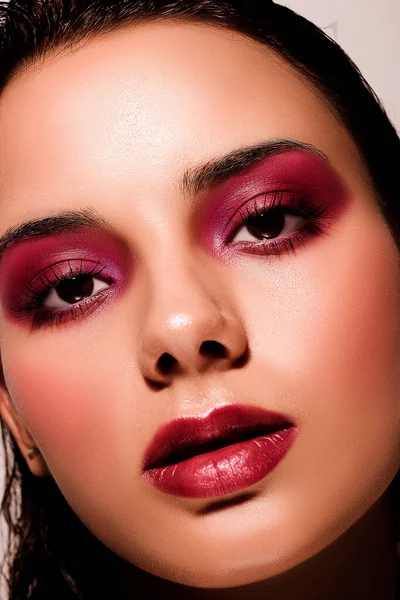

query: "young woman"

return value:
[0, 0, 398, 598]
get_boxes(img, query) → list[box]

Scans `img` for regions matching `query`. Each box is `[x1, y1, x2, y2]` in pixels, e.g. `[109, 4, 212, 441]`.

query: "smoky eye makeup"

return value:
[0, 228, 131, 330]
[0, 149, 350, 332]
[200, 149, 351, 257]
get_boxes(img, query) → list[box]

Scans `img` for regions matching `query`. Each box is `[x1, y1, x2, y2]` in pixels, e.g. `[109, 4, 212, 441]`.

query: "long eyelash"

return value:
[227, 190, 332, 256]
[235, 190, 328, 226]
[12, 259, 109, 330]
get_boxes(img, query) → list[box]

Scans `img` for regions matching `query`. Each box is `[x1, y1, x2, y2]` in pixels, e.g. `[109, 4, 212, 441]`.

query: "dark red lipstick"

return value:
[142, 404, 297, 498]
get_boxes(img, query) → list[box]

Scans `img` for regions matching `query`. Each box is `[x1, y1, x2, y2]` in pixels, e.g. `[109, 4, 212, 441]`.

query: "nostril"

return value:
[199, 340, 227, 359]
[155, 342, 229, 378]
[157, 353, 178, 374]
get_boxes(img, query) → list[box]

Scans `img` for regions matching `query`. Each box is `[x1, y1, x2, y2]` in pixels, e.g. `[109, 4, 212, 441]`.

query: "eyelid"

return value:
[217, 189, 331, 259]
[24, 258, 110, 297]
[198, 149, 351, 252]
[8, 257, 118, 330]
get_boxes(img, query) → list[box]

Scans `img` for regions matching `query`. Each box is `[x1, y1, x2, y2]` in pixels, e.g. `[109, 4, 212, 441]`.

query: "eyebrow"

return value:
[0, 138, 326, 262]
[181, 138, 327, 196]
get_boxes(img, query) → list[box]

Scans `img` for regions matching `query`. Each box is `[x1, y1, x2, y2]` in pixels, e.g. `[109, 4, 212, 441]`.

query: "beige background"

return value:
[0, 0, 398, 579]
[279, 0, 399, 130]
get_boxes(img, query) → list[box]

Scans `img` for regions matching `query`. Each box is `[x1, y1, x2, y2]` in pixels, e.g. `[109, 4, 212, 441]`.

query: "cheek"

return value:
[237, 202, 400, 429]
[304, 215, 400, 414]
[2, 345, 101, 453]
[0, 326, 138, 475]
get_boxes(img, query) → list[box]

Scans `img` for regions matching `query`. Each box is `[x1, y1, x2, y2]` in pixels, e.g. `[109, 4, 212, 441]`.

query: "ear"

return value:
[0, 386, 51, 478]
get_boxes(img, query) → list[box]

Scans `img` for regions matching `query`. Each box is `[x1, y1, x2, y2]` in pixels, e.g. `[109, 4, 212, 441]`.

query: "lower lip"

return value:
[143, 426, 297, 498]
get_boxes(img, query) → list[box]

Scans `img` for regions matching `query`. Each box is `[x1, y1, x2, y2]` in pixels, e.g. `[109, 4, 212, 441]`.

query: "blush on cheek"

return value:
[295, 208, 400, 423]
[2, 348, 97, 460]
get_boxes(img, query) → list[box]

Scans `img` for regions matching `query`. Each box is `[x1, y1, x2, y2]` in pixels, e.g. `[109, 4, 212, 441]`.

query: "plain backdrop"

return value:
[0, 0, 398, 578]
[279, 0, 399, 130]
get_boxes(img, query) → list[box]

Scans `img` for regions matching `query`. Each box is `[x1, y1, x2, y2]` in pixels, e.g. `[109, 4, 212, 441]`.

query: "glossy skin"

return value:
[0, 20, 399, 596]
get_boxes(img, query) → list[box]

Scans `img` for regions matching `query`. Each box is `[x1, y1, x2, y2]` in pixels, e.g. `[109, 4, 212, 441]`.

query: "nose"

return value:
[137, 266, 248, 386]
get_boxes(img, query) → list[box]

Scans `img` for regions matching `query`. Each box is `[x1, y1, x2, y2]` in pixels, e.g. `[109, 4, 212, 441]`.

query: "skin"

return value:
[0, 19, 399, 599]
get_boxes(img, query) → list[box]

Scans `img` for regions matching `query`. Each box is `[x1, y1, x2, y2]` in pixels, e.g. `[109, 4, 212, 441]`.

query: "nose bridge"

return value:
[143, 257, 226, 352]
[137, 251, 248, 383]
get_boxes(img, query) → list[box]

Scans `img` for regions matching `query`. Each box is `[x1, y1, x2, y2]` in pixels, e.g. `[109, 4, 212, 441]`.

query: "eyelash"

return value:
[13, 259, 113, 330]
[13, 191, 330, 330]
[225, 190, 330, 257]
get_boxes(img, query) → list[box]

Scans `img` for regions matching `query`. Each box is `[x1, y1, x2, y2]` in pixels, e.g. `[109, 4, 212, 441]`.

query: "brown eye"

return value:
[231, 209, 304, 243]
[43, 275, 109, 308]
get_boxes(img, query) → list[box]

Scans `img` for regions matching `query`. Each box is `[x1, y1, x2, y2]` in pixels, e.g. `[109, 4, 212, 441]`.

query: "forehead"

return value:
[0, 20, 366, 220]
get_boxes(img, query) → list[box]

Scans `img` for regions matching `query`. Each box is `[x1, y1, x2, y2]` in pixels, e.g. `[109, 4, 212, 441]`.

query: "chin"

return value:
[139, 544, 309, 589]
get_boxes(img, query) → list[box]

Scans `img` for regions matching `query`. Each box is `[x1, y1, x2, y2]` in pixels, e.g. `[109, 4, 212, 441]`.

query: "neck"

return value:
[115, 488, 398, 600]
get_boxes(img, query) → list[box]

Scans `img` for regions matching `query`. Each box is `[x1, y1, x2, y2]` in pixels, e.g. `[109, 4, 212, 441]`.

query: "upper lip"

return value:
[142, 403, 295, 471]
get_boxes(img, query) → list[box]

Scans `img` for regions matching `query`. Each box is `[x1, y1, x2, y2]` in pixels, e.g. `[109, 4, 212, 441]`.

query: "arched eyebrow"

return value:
[180, 138, 327, 196]
[0, 138, 326, 262]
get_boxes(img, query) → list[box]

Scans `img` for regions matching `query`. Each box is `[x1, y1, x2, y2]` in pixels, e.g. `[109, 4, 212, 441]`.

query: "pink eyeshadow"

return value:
[200, 149, 351, 250]
[0, 228, 132, 322]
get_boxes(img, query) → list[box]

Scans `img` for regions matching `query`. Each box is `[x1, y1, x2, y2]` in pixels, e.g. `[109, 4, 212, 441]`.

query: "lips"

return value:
[142, 404, 297, 498]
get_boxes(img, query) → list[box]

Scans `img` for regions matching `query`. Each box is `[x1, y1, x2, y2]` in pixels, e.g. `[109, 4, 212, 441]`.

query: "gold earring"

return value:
[27, 447, 40, 460]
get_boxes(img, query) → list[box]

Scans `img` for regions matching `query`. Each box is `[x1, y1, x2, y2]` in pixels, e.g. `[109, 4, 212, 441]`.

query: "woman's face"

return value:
[0, 20, 399, 588]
